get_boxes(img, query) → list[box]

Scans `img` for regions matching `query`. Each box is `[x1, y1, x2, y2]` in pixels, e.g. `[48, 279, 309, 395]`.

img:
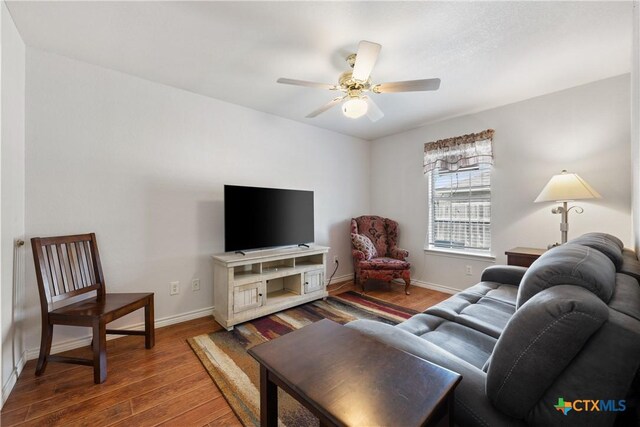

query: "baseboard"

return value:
[410, 279, 459, 295]
[327, 273, 353, 285]
[25, 306, 215, 361]
[2, 350, 27, 407]
[325, 274, 460, 295]
[153, 306, 215, 329]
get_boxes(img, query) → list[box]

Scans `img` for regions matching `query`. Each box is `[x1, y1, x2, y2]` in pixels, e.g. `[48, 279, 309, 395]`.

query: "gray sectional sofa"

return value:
[345, 233, 640, 426]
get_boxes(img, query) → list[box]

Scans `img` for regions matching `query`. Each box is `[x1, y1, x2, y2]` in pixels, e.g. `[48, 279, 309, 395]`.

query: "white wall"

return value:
[24, 48, 370, 355]
[1, 0, 26, 405]
[632, 1, 639, 252]
[371, 75, 632, 292]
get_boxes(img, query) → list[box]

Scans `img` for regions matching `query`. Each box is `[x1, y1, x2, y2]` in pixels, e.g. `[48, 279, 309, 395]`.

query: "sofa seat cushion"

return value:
[395, 313, 497, 369]
[463, 281, 518, 306]
[358, 257, 410, 270]
[424, 291, 515, 338]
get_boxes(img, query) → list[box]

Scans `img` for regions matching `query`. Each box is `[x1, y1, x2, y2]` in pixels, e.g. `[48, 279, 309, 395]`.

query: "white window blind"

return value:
[427, 164, 491, 251]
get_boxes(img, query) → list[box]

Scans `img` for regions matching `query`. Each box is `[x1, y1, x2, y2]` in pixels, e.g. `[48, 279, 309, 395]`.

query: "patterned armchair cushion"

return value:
[352, 249, 366, 262]
[390, 247, 409, 261]
[359, 257, 410, 270]
[351, 216, 389, 257]
[350, 233, 377, 260]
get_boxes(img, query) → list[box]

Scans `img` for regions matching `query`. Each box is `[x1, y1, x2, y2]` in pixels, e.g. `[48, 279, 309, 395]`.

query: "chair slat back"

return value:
[32, 233, 106, 305]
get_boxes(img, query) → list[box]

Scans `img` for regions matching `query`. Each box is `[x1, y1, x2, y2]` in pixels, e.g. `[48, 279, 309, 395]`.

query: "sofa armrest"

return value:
[389, 246, 409, 260]
[481, 265, 527, 286]
[352, 249, 366, 262]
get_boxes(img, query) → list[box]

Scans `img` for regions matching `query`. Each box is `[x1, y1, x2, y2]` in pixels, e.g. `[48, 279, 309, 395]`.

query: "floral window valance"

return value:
[423, 129, 494, 174]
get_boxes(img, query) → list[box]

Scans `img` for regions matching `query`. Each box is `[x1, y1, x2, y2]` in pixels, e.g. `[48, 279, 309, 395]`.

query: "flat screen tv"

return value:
[224, 185, 314, 252]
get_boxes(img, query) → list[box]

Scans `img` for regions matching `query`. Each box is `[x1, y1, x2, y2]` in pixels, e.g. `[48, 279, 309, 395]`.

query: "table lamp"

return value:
[534, 170, 601, 244]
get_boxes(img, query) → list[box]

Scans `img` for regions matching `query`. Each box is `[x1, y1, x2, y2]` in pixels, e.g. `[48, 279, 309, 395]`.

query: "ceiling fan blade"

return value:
[306, 96, 346, 118]
[351, 40, 382, 82]
[374, 78, 441, 93]
[365, 97, 384, 122]
[277, 78, 338, 90]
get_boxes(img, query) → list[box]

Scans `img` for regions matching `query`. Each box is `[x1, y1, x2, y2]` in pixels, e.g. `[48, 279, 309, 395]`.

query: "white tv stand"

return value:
[212, 245, 329, 330]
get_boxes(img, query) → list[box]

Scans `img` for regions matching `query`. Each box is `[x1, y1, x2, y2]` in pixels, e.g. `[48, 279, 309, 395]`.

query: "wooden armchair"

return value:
[351, 216, 411, 295]
[31, 233, 154, 383]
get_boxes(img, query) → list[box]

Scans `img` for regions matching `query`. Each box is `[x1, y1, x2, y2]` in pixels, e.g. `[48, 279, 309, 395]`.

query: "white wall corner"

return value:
[1, 350, 26, 406]
[0, 0, 4, 412]
[632, 0, 640, 252]
[0, 0, 27, 410]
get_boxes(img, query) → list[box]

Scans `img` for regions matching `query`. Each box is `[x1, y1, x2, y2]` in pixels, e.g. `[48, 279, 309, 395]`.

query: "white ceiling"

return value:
[7, 1, 632, 140]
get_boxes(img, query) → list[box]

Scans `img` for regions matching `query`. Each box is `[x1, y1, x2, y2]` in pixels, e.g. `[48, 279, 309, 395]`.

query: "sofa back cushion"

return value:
[608, 273, 640, 321]
[568, 232, 624, 269]
[621, 248, 640, 282]
[579, 232, 624, 249]
[527, 309, 640, 426]
[487, 286, 608, 419]
[516, 244, 616, 308]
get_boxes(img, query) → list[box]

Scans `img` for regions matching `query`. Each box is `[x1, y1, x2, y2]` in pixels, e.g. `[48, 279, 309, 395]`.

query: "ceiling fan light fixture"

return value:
[342, 97, 368, 119]
[277, 40, 441, 121]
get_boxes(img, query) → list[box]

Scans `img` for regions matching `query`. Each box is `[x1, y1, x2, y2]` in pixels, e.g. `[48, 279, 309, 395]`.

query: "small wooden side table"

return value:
[248, 319, 461, 427]
[505, 247, 546, 267]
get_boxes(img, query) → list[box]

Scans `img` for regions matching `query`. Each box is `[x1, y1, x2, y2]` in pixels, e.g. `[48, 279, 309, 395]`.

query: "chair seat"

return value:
[359, 257, 411, 270]
[50, 292, 153, 319]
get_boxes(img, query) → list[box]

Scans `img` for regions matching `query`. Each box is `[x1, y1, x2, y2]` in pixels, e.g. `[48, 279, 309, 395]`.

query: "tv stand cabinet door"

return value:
[304, 270, 324, 294]
[233, 281, 264, 314]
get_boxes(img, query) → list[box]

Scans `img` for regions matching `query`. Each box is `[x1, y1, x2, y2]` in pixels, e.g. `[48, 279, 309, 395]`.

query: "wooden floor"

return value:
[329, 280, 450, 312]
[1, 282, 449, 427]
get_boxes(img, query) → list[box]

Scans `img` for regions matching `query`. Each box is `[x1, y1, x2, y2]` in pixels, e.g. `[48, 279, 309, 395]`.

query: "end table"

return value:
[505, 247, 546, 267]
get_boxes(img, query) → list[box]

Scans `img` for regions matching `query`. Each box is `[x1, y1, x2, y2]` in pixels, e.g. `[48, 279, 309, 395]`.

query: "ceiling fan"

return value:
[277, 40, 441, 122]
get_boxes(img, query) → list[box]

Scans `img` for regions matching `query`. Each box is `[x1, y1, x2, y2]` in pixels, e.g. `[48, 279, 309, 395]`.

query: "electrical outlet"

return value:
[170, 281, 180, 295]
[465, 265, 472, 276]
[192, 278, 200, 292]
[333, 255, 339, 264]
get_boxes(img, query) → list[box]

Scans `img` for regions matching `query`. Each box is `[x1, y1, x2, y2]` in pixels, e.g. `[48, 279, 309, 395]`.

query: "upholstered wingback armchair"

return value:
[351, 216, 411, 295]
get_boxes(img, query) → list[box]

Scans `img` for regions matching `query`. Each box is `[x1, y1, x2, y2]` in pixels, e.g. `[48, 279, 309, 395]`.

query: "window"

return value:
[423, 128, 494, 254]
[427, 164, 491, 252]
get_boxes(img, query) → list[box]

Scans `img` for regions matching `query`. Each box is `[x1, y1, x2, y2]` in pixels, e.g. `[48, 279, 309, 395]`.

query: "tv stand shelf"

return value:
[212, 245, 329, 330]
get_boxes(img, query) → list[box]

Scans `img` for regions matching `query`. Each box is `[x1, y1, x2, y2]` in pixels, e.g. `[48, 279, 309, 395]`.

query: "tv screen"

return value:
[224, 185, 314, 252]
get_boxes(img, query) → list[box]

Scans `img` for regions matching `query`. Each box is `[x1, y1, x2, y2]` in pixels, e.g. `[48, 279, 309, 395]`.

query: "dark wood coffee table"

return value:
[248, 319, 462, 427]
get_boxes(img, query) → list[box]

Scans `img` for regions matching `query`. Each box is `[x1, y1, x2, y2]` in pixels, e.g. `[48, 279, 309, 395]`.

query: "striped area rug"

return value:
[188, 291, 418, 426]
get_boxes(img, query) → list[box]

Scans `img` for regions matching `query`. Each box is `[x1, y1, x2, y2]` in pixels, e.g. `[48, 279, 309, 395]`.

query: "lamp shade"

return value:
[534, 170, 601, 203]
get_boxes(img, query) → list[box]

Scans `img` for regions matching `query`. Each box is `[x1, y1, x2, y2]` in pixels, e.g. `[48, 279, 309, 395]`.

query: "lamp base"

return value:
[551, 201, 569, 244]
